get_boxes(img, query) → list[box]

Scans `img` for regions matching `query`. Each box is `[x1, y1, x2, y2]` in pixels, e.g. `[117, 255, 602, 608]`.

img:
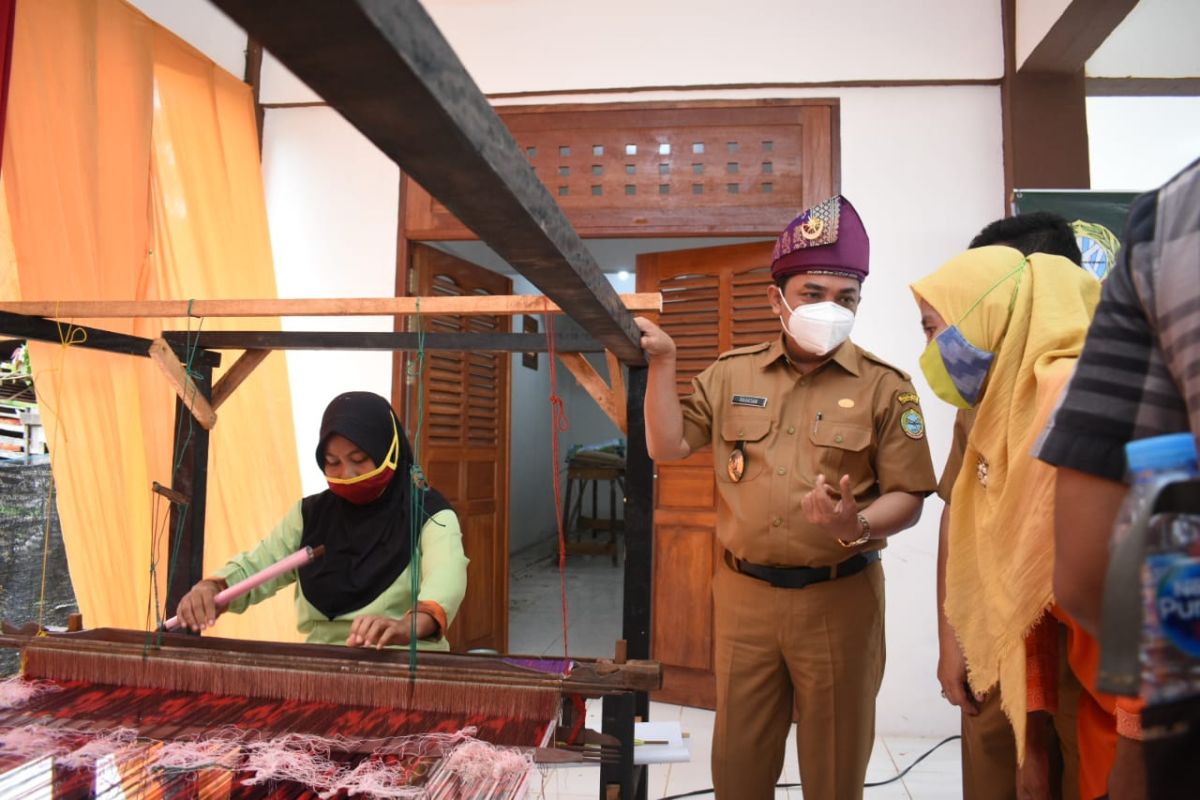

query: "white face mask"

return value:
[778, 296, 855, 356]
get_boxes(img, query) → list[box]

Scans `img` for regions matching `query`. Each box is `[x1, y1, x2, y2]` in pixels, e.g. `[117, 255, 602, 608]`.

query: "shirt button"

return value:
[772, 517, 783, 527]
[786, 426, 795, 435]
[835, 434, 844, 443]
[737, 430, 745, 437]
[776, 467, 787, 475]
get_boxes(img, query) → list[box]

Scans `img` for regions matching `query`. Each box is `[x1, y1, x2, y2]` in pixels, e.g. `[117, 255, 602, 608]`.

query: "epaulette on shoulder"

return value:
[716, 341, 772, 361]
[860, 349, 911, 381]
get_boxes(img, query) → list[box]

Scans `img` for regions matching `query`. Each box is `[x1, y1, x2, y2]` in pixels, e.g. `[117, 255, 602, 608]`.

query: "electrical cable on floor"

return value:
[654, 734, 962, 799]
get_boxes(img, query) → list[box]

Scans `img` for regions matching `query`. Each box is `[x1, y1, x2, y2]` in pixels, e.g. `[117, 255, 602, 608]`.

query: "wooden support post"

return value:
[557, 352, 626, 434]
[600, 691, 642, 800]
[164, 363, 213, 624]
[148, 338, 218, 430]
[210, 349, 270, 411]
[621, 365, 652, 800]
[605, 351, 627, 434]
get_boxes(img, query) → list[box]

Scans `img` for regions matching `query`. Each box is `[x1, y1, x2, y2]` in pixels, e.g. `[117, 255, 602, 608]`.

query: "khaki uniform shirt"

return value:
[936, 408, 977, 502]
[681, 335, 937, 568]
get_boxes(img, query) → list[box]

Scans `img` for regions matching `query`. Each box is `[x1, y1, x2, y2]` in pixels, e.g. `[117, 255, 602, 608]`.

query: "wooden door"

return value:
[410, 244, 511, 653]
[636, 240, 777, 708]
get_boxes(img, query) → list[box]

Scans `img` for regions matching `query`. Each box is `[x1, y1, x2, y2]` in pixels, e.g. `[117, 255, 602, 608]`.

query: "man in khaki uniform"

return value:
[636, 195, 937, 799]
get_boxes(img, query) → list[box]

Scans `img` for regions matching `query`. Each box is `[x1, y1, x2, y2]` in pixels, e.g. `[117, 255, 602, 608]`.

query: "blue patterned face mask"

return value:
[919, 326, 995, 409]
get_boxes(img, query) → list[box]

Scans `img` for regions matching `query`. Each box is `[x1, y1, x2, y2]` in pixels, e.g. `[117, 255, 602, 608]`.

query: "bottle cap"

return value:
[1126, 433, 1198, 474]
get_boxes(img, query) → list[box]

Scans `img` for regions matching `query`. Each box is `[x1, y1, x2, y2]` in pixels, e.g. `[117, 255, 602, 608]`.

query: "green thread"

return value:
[408, 298, 427, 672]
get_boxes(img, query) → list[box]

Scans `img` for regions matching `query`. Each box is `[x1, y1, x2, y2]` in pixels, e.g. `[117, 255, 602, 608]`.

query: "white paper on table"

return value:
[633, 720, 691, 765]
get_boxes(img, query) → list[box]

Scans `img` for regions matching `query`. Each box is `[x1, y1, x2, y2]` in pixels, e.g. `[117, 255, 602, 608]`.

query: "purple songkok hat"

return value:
[770, 195, 870, 283]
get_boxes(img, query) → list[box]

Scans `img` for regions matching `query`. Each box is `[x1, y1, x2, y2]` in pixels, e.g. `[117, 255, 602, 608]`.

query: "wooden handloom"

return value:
[0, 293, 658, 799]
[0, 628, 658, 798]
[0, 2, 662, 798]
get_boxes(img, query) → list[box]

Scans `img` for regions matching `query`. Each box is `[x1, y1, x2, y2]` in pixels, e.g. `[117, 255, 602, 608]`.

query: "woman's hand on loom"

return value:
[346, 611, 438, 649]
[176, 579, 225, 631]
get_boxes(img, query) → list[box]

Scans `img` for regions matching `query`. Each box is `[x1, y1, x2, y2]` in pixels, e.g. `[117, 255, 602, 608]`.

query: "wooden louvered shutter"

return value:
[636, 240, 776, 708]
[410, 244, 511, 653]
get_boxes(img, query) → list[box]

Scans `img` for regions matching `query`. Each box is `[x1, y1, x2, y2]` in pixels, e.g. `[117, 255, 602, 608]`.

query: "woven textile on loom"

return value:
[0, 630, 575, 799]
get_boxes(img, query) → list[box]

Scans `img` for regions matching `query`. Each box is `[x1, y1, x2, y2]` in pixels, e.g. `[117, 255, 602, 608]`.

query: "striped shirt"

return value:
[1036, 158, 1200, 481]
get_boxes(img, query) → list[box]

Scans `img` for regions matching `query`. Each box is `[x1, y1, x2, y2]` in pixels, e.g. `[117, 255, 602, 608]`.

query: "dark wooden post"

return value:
[164, 362, 214, 624]
[600, 364, 652, 800]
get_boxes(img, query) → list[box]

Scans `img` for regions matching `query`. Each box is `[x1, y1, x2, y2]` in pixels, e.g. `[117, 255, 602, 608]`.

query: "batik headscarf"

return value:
[298, 392, 452, 619]
[911, 246, 1100, 754]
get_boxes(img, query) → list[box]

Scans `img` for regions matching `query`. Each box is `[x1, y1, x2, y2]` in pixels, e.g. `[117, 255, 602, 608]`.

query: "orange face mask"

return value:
[325, 419, 400, 505]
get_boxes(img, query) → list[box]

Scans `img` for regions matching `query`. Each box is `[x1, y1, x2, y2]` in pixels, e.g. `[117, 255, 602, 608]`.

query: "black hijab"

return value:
[298, 392, 453, 619]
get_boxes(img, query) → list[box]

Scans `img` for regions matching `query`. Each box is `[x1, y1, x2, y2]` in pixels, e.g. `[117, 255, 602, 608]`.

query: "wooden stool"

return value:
[561, 462, 625, 565]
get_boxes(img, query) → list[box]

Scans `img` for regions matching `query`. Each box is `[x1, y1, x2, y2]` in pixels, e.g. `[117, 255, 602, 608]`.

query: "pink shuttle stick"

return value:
[162, 544, 326, 631]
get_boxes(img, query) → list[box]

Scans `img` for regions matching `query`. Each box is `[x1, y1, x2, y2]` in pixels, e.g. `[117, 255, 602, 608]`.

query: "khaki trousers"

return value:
[961, 690, 1017, 800]
[711, 556, 885, 800]
[961, 621, 1082, 800]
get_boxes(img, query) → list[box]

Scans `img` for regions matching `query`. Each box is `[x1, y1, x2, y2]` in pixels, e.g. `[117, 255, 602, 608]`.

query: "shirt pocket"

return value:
[717, 415, 772, 483]
[808, 422, 873, 484]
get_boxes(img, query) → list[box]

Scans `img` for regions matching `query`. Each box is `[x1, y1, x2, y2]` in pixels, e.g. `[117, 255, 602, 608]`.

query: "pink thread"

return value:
[157, 728, 247, 771]
[440, 739, 533, 784]
[322, 759, 426, 799]
[240, 733, 343, 792]
[0, 677, 60, 709]
[56, 728, 139, 770]
[0, 724, 73, 759]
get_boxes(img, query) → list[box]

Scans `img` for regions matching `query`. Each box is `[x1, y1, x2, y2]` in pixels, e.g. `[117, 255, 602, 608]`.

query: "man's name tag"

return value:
[731, 394, 768, 408]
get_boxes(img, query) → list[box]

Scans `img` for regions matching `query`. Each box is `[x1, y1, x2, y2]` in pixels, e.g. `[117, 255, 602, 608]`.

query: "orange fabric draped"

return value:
[1, 0, 302, 642]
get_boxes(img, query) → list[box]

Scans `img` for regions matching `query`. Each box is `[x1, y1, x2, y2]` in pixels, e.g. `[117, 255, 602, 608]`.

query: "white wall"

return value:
[127, 0, 247, 78]
[260, 108, 401, 495]
[1086, 0, 1200, 78]
[424, 0, 1003, 90]
[1014, 0, 1072, 70]
[1087, 97, 1200, 192]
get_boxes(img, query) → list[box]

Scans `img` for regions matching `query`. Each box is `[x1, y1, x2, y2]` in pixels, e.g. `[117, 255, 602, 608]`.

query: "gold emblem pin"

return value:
[727, 445, 746, 483]
[800, 218, 824, 240]
[838, 398, 855, 409]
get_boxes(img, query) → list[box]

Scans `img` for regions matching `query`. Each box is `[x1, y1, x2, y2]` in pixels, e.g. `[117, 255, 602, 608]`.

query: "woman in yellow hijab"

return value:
[911, 245, 1134, 800]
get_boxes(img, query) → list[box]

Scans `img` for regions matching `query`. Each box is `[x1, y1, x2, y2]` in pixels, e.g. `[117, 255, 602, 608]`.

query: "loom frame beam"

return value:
[206, 0, 646, 364]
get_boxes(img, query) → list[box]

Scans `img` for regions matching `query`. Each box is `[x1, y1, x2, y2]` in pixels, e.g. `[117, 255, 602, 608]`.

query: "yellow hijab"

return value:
[912, 246, 1100, 755]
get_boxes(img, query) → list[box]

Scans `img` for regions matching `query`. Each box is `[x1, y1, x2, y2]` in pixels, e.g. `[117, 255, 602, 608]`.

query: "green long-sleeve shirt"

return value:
[213, 502, 468, 650]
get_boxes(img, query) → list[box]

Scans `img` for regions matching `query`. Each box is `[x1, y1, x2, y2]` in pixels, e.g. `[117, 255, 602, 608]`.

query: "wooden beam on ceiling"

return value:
[0, 293, 661, 319]
[1087, 77, 1200, 97]
[1001, 0, 1090, 199]
[1020, 0, 1138, 74]
[207, 0, 645, 364]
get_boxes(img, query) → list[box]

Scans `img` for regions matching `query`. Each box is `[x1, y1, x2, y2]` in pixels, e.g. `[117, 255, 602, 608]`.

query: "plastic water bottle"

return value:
[1126, 433, 1200, 704]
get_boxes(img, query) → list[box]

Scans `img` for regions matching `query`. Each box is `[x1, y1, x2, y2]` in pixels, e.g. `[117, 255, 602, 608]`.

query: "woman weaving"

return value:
[174, 391, 469, 651]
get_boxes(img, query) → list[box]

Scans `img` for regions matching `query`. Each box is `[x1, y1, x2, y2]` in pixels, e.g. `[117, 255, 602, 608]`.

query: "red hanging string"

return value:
[543, 304, 571, 659]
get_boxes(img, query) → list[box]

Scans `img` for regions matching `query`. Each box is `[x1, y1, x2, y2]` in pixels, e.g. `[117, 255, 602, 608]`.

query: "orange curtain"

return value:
[145, 27, 301, 642]
[1, 0, 301, 642]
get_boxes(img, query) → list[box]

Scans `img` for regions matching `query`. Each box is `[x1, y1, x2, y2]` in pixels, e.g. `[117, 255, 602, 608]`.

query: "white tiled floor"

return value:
[509, 543, 963, 799]
[523, 698, 962, 799]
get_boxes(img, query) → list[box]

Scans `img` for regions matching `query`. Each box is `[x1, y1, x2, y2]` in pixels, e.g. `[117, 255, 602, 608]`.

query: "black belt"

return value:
[724, 549, 880, 589]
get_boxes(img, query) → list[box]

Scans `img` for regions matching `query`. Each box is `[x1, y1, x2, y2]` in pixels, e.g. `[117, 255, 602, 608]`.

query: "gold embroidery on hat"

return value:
[800, 217, 824, 240]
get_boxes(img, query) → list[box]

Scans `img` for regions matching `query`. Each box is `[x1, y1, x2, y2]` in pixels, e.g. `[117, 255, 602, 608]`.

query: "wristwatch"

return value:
[837, 513, 871, 548]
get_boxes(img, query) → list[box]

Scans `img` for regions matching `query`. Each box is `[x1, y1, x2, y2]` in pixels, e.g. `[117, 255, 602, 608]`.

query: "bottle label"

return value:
[1153, 555, 1200, 658]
